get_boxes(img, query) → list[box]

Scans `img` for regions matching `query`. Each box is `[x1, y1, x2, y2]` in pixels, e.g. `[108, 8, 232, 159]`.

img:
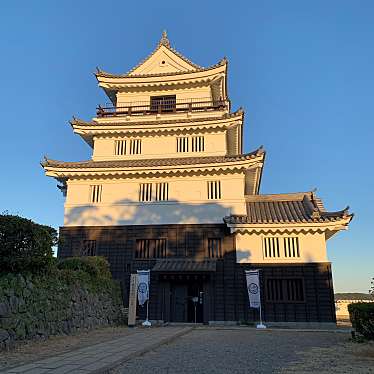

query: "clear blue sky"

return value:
[0, 1, 372, 293]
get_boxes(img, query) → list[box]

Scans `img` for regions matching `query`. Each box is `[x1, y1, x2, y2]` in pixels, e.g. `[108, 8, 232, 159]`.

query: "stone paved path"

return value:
[1, 327, 191, 374]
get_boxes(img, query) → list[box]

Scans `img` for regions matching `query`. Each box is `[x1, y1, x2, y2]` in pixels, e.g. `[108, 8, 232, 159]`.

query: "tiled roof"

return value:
[96, 59, 226, 79]
[152, 259, 216, 272]
[95, 32, 226, 79]
[70, 110, 244, 128]
[224, 192, 353, 224]
[41, 148, 264, 170]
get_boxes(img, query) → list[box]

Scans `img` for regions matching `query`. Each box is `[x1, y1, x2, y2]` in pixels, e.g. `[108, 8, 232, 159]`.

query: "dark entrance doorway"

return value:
[170, 281, 204, 323]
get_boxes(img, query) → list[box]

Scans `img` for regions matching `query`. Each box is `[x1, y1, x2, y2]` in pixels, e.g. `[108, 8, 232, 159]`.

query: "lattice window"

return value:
[139, 183, 152, 202]
[81, 240, 96, 256]
[135, 239, 167, 259]
[284, 237, 300, 258]
[114, 140, 127, 155]
[263, 237, 280, 258]
[191, 136, 205, 152]
[150, 95, 176, 112]
[266, 278, 305, 302]
[207, 180, 221, 200]
[177, 136, 189, 153]
[154, 182, 169, 201]
[90, 185, 102, 203]
[129, 139, 142, 154]
[208, 238, 222, 258]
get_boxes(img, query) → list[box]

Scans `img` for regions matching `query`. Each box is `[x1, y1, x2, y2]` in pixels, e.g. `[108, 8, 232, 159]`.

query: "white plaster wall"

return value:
[235, 232, 328, 263]
[92, 132, 227, 160]
[116, 86, 212, 107]
[64, 174, 246, 226]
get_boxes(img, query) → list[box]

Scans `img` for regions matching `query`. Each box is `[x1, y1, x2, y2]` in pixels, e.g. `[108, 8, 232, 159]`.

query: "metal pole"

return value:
[256, 270, 266, 329]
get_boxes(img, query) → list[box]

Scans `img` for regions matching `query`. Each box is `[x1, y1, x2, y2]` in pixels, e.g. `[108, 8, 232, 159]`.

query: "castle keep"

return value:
[42, 32, 352, 325]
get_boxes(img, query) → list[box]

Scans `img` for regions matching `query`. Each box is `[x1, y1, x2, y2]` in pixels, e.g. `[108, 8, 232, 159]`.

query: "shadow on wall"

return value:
[236, 249, 253, 263]
[64, 199, 235, 227]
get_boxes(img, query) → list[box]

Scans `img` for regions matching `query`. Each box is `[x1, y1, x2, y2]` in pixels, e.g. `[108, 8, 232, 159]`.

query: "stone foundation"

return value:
[0, 273, 124, 350]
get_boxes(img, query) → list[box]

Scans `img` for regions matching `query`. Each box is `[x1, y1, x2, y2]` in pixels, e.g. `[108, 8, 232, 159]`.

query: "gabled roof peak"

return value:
[95, 33, 229, 79]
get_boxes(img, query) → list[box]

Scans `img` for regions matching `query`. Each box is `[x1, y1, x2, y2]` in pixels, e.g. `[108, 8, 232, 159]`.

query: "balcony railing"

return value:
[96, 98, 229, 117]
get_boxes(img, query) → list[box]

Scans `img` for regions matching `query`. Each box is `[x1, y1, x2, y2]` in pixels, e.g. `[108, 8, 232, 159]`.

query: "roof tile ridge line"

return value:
[47, 151, 263, 166]
[96, 43, 163, 78]
[96, 60, 226, 78]
[92, 112, 242, 126]
[126, 60, 225, 77]
[164, 44, 202, 70]
[226, 147, 265, 159]
[70, 117, 94, 126]
[95, 55, 227, 79]
[320, 206, 352, 217]
[245, 191, 309, 201]
[310, 188, 327, 212]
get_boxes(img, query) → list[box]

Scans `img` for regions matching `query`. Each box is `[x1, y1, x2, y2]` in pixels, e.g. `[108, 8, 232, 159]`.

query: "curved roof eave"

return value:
[95, 60, 227, 84]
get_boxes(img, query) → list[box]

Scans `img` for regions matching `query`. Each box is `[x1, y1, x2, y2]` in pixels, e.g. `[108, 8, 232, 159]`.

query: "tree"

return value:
[370, 278, 374, 298]
[0, 214, 57, 274]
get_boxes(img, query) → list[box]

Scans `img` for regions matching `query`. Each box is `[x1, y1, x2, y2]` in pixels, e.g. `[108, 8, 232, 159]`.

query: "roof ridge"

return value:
[69, 117, 94, 126]
[245, 192, 311, 201]
[95, 59, 226, 79]
[73, 110, 244, 128]
[41, 148, 264, 168]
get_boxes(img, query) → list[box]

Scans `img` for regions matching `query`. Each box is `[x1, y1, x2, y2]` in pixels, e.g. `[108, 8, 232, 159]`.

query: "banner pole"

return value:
[256, 270, 266, 329]
[141, 270, 151, 327]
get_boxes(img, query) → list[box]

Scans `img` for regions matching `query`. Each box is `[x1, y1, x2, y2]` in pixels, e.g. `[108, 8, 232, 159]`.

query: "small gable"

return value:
[129, 45, 199, 76]
[126, 32, 201, 76]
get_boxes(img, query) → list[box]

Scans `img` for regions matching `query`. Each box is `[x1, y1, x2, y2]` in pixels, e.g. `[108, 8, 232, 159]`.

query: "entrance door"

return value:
[171, 284, 188, 322]
[187, 283, 204, 323]
[169, 282, 204, 323]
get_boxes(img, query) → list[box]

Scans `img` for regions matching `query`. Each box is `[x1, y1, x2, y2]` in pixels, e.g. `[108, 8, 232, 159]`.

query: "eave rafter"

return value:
[41, 149, 265, 180]
[225, 217, 352, 236]
[70, 111, 243, 139]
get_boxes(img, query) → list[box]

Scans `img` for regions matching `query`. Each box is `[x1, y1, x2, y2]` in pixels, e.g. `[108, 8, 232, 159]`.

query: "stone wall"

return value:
[0, 272, 125, 350]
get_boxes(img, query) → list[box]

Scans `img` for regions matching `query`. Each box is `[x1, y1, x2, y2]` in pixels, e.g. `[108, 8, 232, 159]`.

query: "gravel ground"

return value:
[114, 328, 374, 374]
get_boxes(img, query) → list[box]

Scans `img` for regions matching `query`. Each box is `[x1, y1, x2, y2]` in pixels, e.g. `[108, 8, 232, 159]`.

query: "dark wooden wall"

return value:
[58, 225, 336, 323]
[236, 263, 336, 323]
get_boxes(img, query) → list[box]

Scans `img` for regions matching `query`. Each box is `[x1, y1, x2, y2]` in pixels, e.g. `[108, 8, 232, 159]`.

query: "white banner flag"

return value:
[245, 270, 261, 309]
[137, 270, 150, 306]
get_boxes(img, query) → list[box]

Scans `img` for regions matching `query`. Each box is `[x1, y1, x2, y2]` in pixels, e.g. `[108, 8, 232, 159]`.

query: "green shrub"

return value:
[348, 302, 374, 340]
[57, 257, 112, 282]
[0, 214, 57, 274]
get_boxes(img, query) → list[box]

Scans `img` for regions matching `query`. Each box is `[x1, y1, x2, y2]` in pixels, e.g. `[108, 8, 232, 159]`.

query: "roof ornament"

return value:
[40, 156, 49, 167]
[311, 208, 321, 220]
[159, 30, 170, 48]
[311, 187, 317, 200]
[257, 145, 265, 155]
[343, 206, 350, 217]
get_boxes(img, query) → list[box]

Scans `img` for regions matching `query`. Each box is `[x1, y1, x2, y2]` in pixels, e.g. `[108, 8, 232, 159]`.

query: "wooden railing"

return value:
[96, 98, 229, 117]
